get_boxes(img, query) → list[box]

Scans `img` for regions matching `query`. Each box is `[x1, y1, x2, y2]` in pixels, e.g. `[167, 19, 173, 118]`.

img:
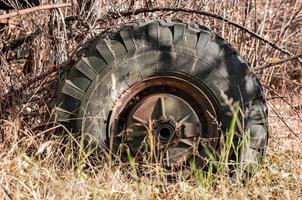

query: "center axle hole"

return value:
[159, 127, 172, 139]
[157, 124, 174, 143]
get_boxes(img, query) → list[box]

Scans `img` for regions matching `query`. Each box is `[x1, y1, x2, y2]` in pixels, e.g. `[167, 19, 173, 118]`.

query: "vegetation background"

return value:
[0, 0, 301, 199]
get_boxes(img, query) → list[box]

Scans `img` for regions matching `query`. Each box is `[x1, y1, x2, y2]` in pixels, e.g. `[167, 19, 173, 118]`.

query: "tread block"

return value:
[240, 147, 261, 167]
[109, 40, 128, 59]
[246, 100, 267, 120]
[184, 29, 198, 49]
[54, 106, 75, 122]
[62, 80, 84, 100]
[173, 23, 185, 45]
[187, 24, 201, 33]
[205, 40, 223, 58]
[95, 39, 115, 65]
[159, 19, 174, 26]
[84, 47, 107, 73]
[159, 26, 173, 46]
[196, 31, 212, 53]
[75, 57, 97, 80]
[148, 22, 159, 46]
[248, 124, 267, 149]
[68, 69, 91, 92]
[119, 29, 136, 54]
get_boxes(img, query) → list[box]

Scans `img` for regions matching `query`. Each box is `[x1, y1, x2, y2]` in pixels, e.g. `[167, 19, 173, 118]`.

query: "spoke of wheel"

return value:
[182, 122, 202, 138]
[178, 113, 191, 124]
[151, 97, 166, 120]
[129, 122, 146, 128]
[133, 114, 148, 127]
[126, 129, 147, 137]
[179, 138, 196, 148]
[166, 146, 192, 165]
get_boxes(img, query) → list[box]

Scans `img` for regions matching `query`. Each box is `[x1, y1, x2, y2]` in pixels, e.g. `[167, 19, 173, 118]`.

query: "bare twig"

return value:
[0, 184, 12, 200]
[0, 61, 66, 105]
[267, 101, 300, 139]
[0, 3, 71, 20]
[1, 30, 40, 50]
[255, 52, 302, 71]
[0, 14, 96, 106]
[264, 85, 302, 122]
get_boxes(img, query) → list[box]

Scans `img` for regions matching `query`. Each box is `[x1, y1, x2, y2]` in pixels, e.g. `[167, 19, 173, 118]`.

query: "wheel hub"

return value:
[108, 76, 219, 169]
[154, 118, 176, 144]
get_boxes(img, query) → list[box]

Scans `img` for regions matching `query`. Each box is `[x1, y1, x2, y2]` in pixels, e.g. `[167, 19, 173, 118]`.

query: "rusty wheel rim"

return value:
[108, 76, 220, 170]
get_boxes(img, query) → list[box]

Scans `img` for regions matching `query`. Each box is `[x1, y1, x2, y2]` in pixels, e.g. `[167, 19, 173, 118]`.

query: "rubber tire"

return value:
[55, 18, 268, 175]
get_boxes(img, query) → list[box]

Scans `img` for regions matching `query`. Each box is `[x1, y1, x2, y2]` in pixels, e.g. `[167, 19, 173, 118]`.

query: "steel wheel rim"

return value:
[108, 76, 220, 169]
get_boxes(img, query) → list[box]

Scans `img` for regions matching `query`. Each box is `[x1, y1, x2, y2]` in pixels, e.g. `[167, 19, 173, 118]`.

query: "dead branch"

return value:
[1, 30, 39, 51]
[267, 101, 300, 139]
[0, 184, 12, 200]
[264, 85, 302, 122]
[255, 52, 302, 71]
[0, 3, 71, 20]
[0, 61, 65, 106]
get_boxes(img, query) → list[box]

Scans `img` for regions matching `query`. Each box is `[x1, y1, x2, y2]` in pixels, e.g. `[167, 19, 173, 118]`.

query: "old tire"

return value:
[55, 19, 268, 177]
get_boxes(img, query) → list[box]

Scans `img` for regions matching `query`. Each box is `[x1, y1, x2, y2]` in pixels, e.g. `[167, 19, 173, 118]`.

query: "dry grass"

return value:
[0, 98, 301, 199]
[0, 0, 302, 199]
